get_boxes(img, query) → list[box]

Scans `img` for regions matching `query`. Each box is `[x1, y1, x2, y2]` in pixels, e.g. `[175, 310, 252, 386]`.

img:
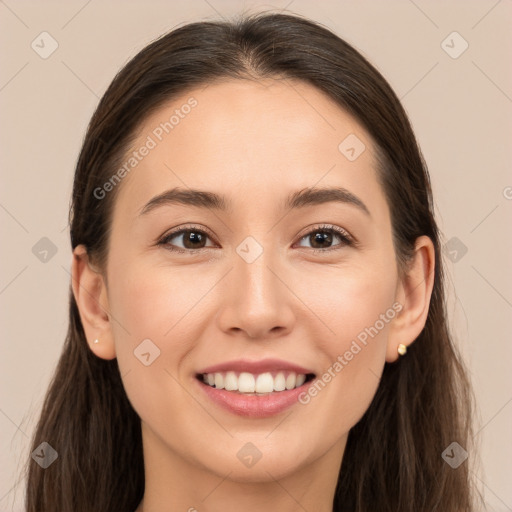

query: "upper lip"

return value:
[197, 358, 315, 376]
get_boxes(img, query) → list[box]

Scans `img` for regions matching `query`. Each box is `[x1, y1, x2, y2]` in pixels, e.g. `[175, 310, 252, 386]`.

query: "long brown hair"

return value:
[25, 11, 477, 511]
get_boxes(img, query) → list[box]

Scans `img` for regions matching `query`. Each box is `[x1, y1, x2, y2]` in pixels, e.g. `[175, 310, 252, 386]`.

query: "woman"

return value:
[25, 11, 477, 512]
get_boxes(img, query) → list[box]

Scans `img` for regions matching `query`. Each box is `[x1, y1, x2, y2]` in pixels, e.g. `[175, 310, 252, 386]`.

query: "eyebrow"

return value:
[139, 186, 370, 217]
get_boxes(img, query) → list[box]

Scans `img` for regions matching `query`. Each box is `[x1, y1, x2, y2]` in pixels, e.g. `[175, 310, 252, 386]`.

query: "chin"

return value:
[201, 442, 312, 483]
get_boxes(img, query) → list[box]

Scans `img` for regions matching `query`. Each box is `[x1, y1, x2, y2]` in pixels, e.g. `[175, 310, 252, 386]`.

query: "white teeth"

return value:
[224, 371, 238, 391]
[295, 374, 306, 387]
[202, 371, 310, 394]
[214, 373, 224, 389]
[285, 373, 296, 390]
[255, 373, 274, 393]
[273, 372, 286, 391]
[238, 372, 255, 393]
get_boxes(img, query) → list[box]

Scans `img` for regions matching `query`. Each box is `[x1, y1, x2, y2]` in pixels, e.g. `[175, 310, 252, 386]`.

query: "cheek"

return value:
[313, 260, 397, 352]
[106, 262, 204, 435]
[108, 259, 209, 346]
[105, 258, 197, 388]
[302, 263, 397, 428]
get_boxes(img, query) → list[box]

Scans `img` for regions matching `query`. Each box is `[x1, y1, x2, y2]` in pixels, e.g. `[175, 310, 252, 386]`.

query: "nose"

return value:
[215, 243, 296, 340]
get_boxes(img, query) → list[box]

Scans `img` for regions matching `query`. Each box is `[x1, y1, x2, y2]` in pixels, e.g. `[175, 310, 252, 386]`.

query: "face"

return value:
[101, 79, 401, 481]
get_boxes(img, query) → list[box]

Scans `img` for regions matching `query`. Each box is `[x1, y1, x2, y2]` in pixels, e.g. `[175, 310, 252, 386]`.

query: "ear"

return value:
[71, 244, 116, 360]
[386, 235, 435, 362]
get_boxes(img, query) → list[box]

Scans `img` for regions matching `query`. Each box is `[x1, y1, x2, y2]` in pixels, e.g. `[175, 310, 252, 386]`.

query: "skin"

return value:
[72, 78, 435, 512]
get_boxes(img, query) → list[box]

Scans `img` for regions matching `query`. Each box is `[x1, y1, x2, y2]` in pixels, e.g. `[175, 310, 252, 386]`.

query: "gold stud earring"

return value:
[397, 343, 407, 356]
[93, 339, 100, 344]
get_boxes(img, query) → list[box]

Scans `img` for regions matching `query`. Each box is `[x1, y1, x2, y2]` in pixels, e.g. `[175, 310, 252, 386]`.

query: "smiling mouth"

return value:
[195, 371, 316, 395]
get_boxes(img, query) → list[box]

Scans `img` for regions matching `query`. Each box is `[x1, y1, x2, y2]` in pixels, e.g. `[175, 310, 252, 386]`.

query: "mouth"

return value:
[194, 368, 316, 418]
[195, 371, 316, 395]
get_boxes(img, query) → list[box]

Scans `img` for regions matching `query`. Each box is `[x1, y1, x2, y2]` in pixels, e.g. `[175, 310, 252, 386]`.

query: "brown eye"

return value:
[295, 225, 353, 252]
[159, 227, 215, 252]
[309, 230, 334, 249]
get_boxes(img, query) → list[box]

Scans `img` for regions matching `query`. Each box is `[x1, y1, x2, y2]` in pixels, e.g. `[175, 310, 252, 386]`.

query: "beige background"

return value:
[1, 1, 511, 510]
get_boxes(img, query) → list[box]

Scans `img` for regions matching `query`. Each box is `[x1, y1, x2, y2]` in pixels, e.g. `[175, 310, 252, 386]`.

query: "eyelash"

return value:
[156, 223, 355, 255]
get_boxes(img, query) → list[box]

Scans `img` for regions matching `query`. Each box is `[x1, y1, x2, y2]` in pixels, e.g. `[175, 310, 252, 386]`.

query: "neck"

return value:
[135, 422, 346, 512]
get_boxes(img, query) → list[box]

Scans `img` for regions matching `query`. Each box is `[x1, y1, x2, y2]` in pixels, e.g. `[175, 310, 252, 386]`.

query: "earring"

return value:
[93, 339, 100, 344]
[397, 343, 407, 356]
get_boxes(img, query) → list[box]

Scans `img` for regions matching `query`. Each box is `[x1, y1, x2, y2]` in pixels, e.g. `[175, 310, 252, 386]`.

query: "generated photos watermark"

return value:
[298, 301, 403, 405]
[93, 96, 198, 200]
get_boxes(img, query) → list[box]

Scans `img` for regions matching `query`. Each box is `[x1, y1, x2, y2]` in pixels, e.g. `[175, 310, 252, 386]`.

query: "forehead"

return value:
[113, 78, 383, 217]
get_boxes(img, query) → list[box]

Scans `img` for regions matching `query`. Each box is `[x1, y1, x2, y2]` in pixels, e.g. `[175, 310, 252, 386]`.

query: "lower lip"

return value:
[196, 377, 313, 418]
